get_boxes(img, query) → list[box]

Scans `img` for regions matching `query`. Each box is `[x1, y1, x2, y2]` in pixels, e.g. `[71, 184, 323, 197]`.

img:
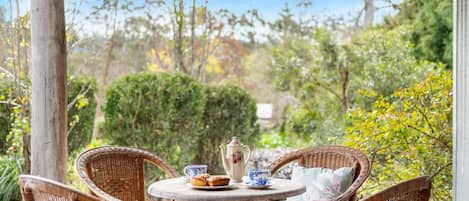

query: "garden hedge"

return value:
[196, 85, 259, 173]
[102, 73, 259, 175]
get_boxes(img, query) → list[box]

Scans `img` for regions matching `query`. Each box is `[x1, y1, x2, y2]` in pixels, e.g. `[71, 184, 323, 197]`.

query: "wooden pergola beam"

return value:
[30, 0, 68, 182]
[453, 0, 469, 200]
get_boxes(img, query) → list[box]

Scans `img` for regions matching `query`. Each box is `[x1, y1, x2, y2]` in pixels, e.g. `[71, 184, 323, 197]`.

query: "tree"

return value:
[345, 70, 451, 200]
[384, 0, 452, 67]
[0, 0, 31, 174]
[412, 0, 452, 67]
[88, 0, 135, 139]
[134, 0, 255, 83]
[267, 2, 316, 42]
[363, 0, 376, 27]
[268, 26, 435, 144]
[0, 6, 4, 22]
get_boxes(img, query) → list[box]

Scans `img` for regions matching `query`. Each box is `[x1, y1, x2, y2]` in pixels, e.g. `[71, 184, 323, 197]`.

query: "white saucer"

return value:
[242, 181, 273, 189]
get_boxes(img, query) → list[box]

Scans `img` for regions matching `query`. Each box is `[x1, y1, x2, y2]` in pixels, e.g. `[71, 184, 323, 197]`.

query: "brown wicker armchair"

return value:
[19, 175, 101, 201]
[360, 176, 432, 201]
[76, 146, 180, 201]
[269, 145, 371, 201]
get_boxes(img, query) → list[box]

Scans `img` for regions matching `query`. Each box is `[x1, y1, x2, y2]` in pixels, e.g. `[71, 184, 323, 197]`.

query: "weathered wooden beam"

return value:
[453, 0, 469, 200]
[30, 0, 67, 182]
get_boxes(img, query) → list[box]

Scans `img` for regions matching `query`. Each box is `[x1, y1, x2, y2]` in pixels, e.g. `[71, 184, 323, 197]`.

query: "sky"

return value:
[0, 0, 401, 37]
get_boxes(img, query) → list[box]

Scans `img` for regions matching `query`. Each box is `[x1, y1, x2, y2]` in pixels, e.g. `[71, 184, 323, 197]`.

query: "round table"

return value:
[147, 177, 306, 201]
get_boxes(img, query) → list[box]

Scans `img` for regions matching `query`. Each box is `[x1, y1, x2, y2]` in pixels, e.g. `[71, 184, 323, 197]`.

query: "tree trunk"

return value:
[364, 0, 375, 27]
[173, 0, 187, 74]
[30, 0, 67, 182]
[22, 133, 30, 174]
[341, 71, 350, 113]
[91, 3, 119, 140]
[190, 0, 196, 75]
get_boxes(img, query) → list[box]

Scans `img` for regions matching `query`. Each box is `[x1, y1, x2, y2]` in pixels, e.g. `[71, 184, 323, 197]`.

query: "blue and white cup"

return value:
[183, 164, 208, 177]
[247, 169, 271, 185]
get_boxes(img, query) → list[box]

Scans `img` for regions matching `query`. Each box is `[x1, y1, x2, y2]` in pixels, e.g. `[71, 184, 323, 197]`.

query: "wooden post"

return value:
[453, 0, 469, 200]
[30, 0, 68, 182]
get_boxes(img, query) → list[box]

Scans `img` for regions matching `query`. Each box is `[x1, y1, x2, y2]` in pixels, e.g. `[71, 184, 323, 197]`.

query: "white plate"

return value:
[186, 183, 235, 190]
[242, 181, 273, 189]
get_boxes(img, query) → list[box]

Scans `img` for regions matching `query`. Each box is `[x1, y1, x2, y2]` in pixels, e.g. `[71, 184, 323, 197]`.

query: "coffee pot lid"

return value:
[227, 136, 243, 147]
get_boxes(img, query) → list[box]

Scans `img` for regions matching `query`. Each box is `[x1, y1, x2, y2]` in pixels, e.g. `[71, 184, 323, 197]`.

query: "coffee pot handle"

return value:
[243, 145, 251, 167]
[183, 166, 189, 176]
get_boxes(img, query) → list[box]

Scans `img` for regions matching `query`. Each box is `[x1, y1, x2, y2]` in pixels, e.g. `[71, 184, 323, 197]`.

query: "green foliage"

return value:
[256, 129, 310, 149]
[268, 26, 435, 144]
[385, 0, 452, 67]
[0, 156, 22, 201]
[0, 81, 14, 154]
[0, 76, 96, 155]
[412, 0, 452, 67]
[7, 104, 30, 157]
[102, 72, 259, 175]
[196, 85, 259, 173]
[103, 72, 206, 175]
[345, 71, 452, 200]
[67, 76, 97, 153]
[348, 26, 438, 107]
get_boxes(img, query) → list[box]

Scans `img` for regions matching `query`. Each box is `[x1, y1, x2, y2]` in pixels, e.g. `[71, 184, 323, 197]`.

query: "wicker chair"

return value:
[75, 146, 180, 201]
[269, 145, 371, 201]
[361, 176, 432, 201]
[19, 175, 101, 201]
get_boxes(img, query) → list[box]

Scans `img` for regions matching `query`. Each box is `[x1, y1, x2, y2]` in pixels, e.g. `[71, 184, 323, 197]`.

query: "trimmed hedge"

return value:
[102, 73, 259, 174]
[196, 85, 259, 173]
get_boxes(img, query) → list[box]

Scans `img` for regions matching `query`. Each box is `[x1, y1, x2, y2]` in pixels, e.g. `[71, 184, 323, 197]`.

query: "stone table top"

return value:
[147, 177, 306, 201]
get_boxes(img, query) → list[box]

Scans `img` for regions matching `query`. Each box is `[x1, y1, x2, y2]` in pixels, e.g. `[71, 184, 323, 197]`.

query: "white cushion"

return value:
[286, 166, 355, 201]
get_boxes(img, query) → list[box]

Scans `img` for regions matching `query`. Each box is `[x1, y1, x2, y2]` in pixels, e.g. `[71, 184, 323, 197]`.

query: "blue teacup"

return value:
[184, 164, 207, 177]
[248, 169, 271, 185]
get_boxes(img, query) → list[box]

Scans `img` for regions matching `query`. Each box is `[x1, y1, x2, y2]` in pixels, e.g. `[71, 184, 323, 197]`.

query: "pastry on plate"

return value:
[190, 174, 209, 186]
[198, 173, 210, 181]
[207, 175, 230, 186]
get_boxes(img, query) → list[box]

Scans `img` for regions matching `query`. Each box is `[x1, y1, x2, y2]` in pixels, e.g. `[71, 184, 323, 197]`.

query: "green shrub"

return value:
[195, 85, 259, 173]
[345, 71, 452, 200]
[67, 76, 97, 153]
[103, 73, 206, 174]
[102, 73, 259, 175]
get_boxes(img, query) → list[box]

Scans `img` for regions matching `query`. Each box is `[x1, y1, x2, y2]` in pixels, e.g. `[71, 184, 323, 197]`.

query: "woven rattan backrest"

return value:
[19, 175, 101, 201]
[361, 176, 432, 201]
[269, 146, 371, 201]
[297, 151, 357, 169]
[76, 146, 180, 201]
